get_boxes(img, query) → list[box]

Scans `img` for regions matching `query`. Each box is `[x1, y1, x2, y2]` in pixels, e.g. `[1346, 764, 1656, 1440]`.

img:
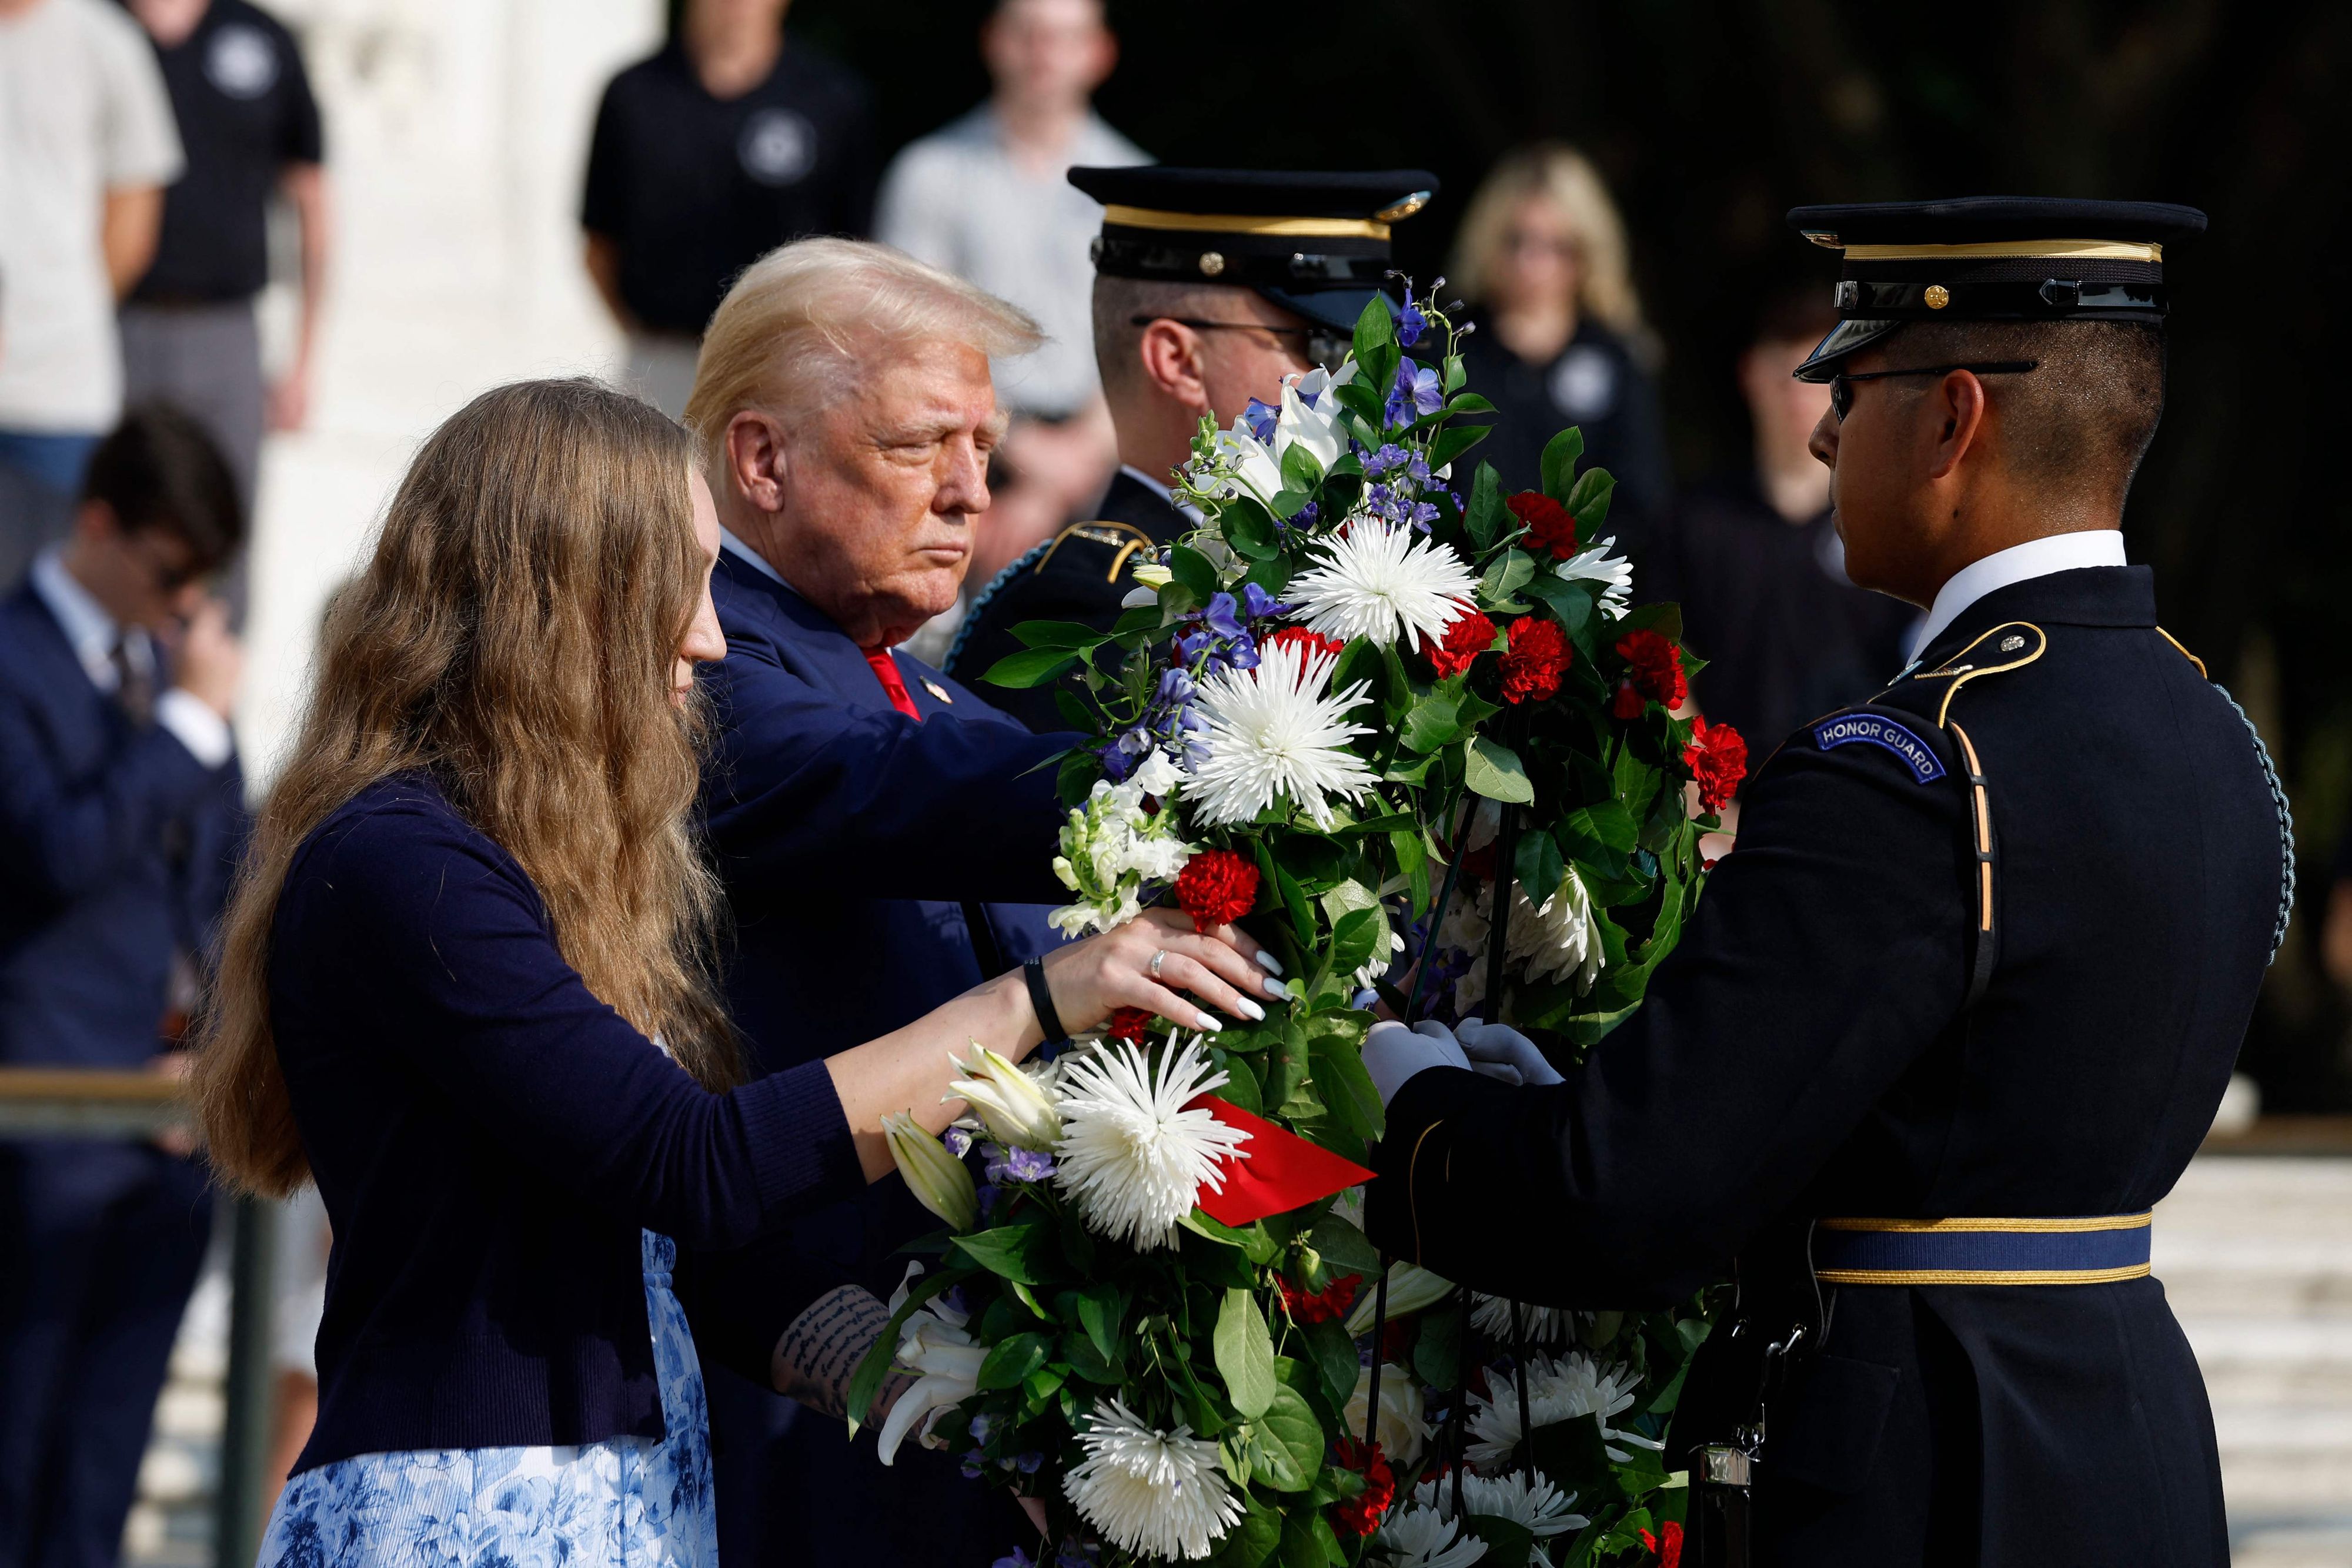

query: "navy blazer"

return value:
[273, 775, 863, 1470]
[698, 550, 1073, 1286]
[0, 580, 244, 1066]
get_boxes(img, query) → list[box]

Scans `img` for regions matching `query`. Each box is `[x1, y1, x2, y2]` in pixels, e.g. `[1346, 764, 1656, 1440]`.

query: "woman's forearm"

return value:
[771, 1284, 905, 1420]
[825, 968, 1038, 1181]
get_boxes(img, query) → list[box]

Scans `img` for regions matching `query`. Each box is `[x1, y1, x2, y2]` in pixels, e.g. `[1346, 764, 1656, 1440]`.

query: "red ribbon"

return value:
[1186, 1094, 1375, 1228]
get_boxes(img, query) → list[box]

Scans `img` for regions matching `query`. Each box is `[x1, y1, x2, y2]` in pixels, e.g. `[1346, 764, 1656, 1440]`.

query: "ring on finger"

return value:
[1148, 950, 1168, 979]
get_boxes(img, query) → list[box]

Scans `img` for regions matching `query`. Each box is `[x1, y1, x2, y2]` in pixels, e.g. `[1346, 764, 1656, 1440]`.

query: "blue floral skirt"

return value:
[256, 1231, 716, 1568]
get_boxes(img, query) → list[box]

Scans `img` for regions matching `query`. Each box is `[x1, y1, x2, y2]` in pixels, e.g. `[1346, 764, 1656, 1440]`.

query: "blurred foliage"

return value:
[769, 0, 2352, 1101]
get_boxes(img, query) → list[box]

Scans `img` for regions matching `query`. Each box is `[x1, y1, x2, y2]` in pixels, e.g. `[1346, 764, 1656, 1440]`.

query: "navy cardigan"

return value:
[270, 774, 863, 1472]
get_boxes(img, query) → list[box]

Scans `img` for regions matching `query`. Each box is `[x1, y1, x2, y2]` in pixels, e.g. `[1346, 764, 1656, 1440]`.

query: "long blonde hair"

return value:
[192, 379, 740, 1196]
[1449, 143, 1648, 339]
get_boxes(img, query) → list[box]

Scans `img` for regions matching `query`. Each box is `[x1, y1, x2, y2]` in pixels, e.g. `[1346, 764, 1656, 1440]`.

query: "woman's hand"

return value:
[1038, 909, 1287, 1037]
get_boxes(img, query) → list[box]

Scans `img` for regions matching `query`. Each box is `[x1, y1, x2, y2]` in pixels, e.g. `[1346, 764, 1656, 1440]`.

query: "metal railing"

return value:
[0, 1068, 275, 1568]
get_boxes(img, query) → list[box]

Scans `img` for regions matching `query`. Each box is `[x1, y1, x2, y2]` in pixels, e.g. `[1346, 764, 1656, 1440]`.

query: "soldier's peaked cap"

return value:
[1070, 165, 1440, 333]
[1786, 196, 2207, 382]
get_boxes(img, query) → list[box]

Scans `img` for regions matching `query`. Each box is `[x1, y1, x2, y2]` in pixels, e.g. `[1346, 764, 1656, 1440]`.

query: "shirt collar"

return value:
[1118, 463, 1204, 523]
[29, 545, 130, 691]
[718, 526, 793, 591]
[1909, 531, 2127, 660]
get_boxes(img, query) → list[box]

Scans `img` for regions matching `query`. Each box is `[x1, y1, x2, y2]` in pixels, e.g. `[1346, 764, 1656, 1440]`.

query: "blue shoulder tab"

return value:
[1813, 710, 1946, 783]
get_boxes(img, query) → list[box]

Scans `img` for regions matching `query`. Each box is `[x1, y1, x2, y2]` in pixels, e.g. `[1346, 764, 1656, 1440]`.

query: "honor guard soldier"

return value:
[1359, 198, 2292, 1567]
[944, 165, 1438, 729]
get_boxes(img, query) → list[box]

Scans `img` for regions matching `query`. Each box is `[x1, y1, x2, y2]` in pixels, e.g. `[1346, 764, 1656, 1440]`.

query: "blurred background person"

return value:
[1451, 143, 1671, 551]
[581, 0, 877, 418]
[877, 0, 1143, 666]
[1642, 286, 1917, 771]
[0, 404, 244, 1568]
[0, 0, 183, 586]
[121, 0, 329, 581]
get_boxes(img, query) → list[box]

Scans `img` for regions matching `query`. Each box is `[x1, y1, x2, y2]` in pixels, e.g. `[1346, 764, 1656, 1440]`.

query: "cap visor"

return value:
[1258, 285, 1395, 334]
[1792, 318, 1903, 382]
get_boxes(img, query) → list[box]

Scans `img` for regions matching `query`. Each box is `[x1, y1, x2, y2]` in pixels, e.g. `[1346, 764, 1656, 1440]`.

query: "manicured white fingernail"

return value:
[1235, 997, 1266, 1022]
[1263, 975, 1289, 1000]
[1255, 951, 1284, 975]
[1196, 1012, 1222, 1032]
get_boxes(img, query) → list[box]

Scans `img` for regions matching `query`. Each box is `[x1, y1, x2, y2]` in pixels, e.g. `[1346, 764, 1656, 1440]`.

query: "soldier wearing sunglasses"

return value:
[944, 165, 1436, 730]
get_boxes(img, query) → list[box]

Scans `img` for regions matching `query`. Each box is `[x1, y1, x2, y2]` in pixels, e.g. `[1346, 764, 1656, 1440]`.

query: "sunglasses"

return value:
[1133, 316, 1352, 374]
[1828, 360, 2039, 421]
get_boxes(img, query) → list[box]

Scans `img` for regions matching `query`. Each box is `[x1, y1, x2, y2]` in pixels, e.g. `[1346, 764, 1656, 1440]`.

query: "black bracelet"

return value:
[1023, 957, 1070, 1046]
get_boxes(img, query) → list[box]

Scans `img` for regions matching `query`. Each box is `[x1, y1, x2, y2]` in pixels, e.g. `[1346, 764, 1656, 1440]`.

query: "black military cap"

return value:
[1068, 165, 1439, 333]
[1786, 196, 2207, 382]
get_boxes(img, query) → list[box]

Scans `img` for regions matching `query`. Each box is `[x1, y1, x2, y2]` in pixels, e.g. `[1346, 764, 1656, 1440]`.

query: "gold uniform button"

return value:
[1198, 250, 1226, 277]
[1924, 283, 1952, 309]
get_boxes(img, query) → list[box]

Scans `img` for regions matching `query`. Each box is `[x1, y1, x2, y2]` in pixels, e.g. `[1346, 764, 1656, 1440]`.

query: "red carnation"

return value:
[1500, 616, 1571, 704]
[1104, 1007, 1154, 1045]
[1426, 610, 1498, 680]
[1613, 628, 1687, 717]
[1265, 626, 1345, 662]
[1329, 1440, 1396, 1538]
[1275, 1271, 1361, 1325]
[1685, 717, 1748, 814]
[1506, 490, 1579, 560]
[1174, 848, 1259, 931]
[1639, 1520, 1685, 1568]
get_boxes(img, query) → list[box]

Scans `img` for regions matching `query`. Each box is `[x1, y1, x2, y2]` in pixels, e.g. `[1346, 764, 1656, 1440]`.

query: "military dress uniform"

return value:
[945, 165, 1438, 731]
[1364, 200, 2290, 1567]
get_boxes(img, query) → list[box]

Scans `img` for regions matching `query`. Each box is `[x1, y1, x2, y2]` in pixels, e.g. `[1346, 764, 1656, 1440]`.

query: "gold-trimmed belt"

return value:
[1813, 1213, 2152, 1285]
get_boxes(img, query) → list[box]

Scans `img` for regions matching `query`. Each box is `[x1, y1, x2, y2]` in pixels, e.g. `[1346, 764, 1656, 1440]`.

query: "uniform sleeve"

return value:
[99, 9, 183, 188]
[1365, 714, 1973, 1305]
[295, 805, 865, 1248]
[275, 23, 324, 165]
[580, 76, 627, 236]
[700, 635, 1075, 904]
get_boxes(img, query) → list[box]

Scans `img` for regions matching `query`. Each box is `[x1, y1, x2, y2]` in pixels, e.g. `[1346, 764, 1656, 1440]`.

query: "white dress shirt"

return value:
[29, 546, 232, 767]
[1907, 530, 2129, 663]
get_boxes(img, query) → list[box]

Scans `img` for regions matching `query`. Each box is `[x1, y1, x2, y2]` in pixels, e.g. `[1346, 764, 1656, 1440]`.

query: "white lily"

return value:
[1201, 361, 1354, 507]
[1342, 1259, 1458, 1336]
[946, 1043, 1062, 1151]
[882, 1111, 978, 1232]
[875, 1278, 984, 1465]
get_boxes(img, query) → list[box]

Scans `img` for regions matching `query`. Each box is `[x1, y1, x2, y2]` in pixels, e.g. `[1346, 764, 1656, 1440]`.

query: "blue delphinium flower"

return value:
[1013, 1452, 1045, 1475]
[1409, 500, 1442, 531]
[1241, 398, 1278, 443]
[1407, 453, 1434, 487]
[971, 1413, 998, 1445]
[1363, 443, 1410, 478]
[1292, 500, 1320, 529]
[1385, 359, 1442, 428]
[991, 1546, 1035, 1567]
[1398, 297, 1428, 347]
[985, 1145, 1057, 1184]
[944, 1126, 974, 1158]
[1240, 581, 1291, 620]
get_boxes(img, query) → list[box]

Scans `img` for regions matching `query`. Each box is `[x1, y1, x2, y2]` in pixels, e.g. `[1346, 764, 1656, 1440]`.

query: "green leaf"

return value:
[1565, 464, 1617, 531]
[1327, 906, 1385, 988]
[1465, 735, 1535, 803]
[1111, 603, 1162, 638]
[1401, 686, 1465, 754]
[1074, 1282, 1122, 1363]
[1425, 422, 1491, 475]
[1390, 825, 1431, 915]
[980, 646, 1080, 690]
[1009, 620, 1112, 651]
[1461, 1516, 1537, 1568]
[1411, 1299, 1463, 1390]
[1051, 688, 1094, 733]
[1277, 1508, 1341, 1568]
[1170, 544, 1220, 604]
[950, 1221, 1055, 1285]
[1514, 827, 1565, 907]
[1241, 552, 1293, 601]
[1307, 1210, 1383, 1277]
[1302, 1316, 1363, 1413]
[975, 1330, 1050, 1392]
[1223, 498, 1281, 561]
[1444, 391, 1498, 415]
[1442, 353, 1466, 394]
[1279, 439, 1325, 493]
[1215, 1287, 1278, 1419]
[1251, 1382, 1325, 1493]
[1262, 1017, 1309, 1109]
[1479, 549, 1536, 609]
[1062, 1327, 1122, 1384]
[1561, 800, 1639, 871]
[1540, 427, 1586, 503]
[1331, 636, 1382, 704]
[1351, 293, 1395, 367]
[1307, 1023, 1382, 1145]
[1463, 462, 1509, 551]
[1212, 1494, 1282, 1568]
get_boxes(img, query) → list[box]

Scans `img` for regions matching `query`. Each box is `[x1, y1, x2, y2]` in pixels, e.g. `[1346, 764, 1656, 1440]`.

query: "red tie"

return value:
[864, 648, 923, 721]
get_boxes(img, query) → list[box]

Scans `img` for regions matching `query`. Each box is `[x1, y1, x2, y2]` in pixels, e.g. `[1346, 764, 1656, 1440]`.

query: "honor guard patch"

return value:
[1814, 712, 1946, 783]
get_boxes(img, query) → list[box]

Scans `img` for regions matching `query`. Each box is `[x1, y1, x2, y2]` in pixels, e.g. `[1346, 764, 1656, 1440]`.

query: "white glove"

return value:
[1362, 1019, 1473, 1106]
[1455, 1017, 1565, 1087]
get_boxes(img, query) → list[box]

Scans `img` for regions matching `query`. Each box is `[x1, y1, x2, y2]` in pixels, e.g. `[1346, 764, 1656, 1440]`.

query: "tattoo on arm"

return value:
[771, 1285, 911, 1422]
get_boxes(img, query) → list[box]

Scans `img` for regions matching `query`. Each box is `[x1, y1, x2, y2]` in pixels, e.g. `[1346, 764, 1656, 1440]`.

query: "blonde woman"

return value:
[1451, 143, 1671, 541]
[189, 379, 1270, 1565]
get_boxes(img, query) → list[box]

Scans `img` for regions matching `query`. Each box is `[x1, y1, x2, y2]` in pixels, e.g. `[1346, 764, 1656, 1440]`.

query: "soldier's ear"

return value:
[1925, 369, 1990, 483]
[1135, 319, 1213, 419]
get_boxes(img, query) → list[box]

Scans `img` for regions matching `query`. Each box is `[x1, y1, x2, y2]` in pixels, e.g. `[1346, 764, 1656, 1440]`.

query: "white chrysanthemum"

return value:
[1412, 1470, 1590, 1539]
[1376, 1504, 1489, 1568]
[1343, 1363, 1431, 1467]
[1443, 865, 1603, 1014]
[1469, 1294, 1582, 1346]
[1465, 1350, 1654, 1468]
[1554, 536, 1633, 617]
[1063, 1398, 1244, 1561]
[1053, 1038, 1250, 1249]
[1289, 519, 1479, 651]
[1182, 637, 1377, 831]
